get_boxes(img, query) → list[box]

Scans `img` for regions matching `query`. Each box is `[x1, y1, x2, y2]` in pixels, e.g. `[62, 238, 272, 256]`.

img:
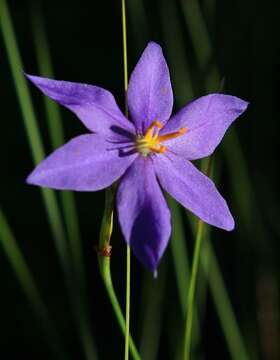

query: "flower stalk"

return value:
[121, 1, 131, 360]
[98, 187, 141, 360]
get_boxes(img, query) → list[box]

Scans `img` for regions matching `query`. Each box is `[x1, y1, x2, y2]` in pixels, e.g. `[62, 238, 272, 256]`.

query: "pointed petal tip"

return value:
[219, 212, 235, 231]
[24, 72, 35, 81]
[223, 219, 235, 231]
[26, 170, 42, 187]
[238, 98, 250, 112]
[146, 41, 162, 50]
[128, 40, 173, 131]
[212, 93, 249, 112]
[24, 73, 46, 88]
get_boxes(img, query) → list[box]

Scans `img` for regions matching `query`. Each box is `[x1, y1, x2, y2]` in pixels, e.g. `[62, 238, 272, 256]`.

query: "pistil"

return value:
[135, 120, 187, 157]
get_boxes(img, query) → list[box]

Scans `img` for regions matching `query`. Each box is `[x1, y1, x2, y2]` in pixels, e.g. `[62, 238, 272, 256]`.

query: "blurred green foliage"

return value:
[0, 0, 279, 359]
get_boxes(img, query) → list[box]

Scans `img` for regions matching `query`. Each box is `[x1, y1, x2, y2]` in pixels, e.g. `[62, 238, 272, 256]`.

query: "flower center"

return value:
[135, 120, 187, 157]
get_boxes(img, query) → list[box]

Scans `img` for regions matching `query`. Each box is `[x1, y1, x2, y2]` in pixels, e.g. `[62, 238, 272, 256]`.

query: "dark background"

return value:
[1, 0, 279, 359]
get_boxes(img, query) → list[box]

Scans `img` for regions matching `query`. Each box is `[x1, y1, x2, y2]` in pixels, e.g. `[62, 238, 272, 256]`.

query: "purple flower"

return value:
[26, 42, 248, 272]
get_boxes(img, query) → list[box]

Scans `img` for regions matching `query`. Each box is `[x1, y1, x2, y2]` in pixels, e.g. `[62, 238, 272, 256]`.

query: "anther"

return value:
[150, 144, 166, 154]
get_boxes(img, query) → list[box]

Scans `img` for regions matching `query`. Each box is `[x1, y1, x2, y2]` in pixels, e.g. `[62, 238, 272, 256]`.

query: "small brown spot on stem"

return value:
[95, 244, 112, 257]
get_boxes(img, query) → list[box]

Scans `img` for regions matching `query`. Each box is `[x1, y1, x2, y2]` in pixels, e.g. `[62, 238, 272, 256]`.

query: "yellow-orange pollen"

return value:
[135, 120, 187, 157]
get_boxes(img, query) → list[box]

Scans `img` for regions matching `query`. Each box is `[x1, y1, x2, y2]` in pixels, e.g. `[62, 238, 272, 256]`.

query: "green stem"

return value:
[125, 245, 131, 360]
[98, 189, 141, 360]
[121, 1, 131, 359]
[183, 220, 204, 360]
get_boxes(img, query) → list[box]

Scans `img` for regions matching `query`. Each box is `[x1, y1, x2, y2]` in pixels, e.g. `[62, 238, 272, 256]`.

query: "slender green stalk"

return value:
[98, 189, 141, 360]
[96, 2, 139, 358]
[121, 1, 131, 359]
[125, 246, 131, 360]
[0, 208, 67, 360]
[0, 0, 69, 272]
[183, 220, 204, 360]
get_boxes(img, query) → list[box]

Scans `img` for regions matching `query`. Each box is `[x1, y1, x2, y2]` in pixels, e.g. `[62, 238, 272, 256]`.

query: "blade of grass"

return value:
[159, 0, 193, 104]
[139, 259, 167, 360]
[0, 208, 67, 360]
[179, 0, 220, 92]
[180, 1, 265, 357]
[158, 0, 250, 358]
[183, 157, 212, 360]
[126, 0, 148, 48]
[29, 5, 98, 359]
[29, 0, 85, 290]
[0, 0, 69, 273]
[203, 241, 249, 360]
[183, 219, 205, 360]
[1, 2, 98, 358]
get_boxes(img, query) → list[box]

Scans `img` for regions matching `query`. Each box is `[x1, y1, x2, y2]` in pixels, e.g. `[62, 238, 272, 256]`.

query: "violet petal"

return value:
[27, 134, 137, 191]
[117, 156, 171, 271]
[26, 74, 135, 136]
[153, 153, 234, 230]
[161, 94, 249, 160]
[127, 42, 173, 133]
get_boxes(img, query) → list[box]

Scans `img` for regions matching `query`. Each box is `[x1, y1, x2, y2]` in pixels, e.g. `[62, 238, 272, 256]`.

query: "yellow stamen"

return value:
[135, 121, 187, 156]
[144, 120, 163, 141]
[158, 127, 187, 142]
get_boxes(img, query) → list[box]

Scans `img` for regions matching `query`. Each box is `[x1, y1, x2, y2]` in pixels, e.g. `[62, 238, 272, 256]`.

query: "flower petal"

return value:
[127, 42, 173, 133]
[161, 94, 249, 160]
[26, 74, 135, 136]
[27, 134, 137, 191]
[117, 156, 171, 271]
[153, 153, 234, 230]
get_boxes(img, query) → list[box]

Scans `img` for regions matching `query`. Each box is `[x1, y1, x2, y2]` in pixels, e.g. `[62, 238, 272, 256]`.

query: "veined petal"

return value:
[161, 94, 249, 160]
[128, 42, 173, 133]
[26, 74, 135, 136]
[27, 134, 137, 191]
[153, 153, 234, 231]
[117, 157, 171, 271]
